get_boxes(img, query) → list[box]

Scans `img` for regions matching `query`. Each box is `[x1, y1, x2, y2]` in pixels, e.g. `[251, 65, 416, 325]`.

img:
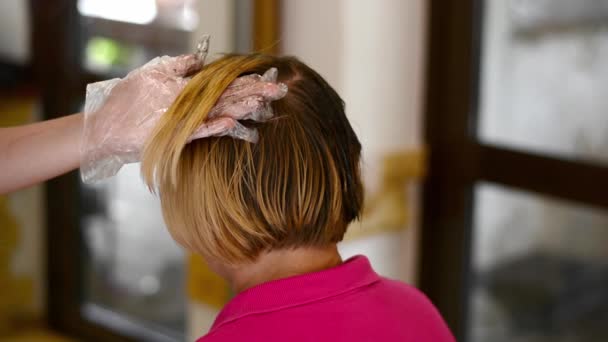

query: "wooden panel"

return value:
[188, 255, 231, 309]
[419, 0, 481, 339]
[345, 149, 426, 240]
[478, 145, 608, 209]
[253, 0, 280, 53]
[419, 0, 608, 341]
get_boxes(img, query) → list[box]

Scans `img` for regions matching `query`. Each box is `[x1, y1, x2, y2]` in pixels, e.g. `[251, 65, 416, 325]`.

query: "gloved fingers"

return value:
[224, 120, 259, 143]
[261, 67, 278, 82]
[188, 117, 259, 144]
[135, 35, 207, 79]
[240, 101, 273, 122]
[208, 95, 263, 119]
[225, 67, 278, 87]
[219, 69, 288, 101]
[139, 54, 204, 78]
[170, 54, 205, 76]
[209, 95, 277, 122]
[188, 117, 237, 142]
[225, 74, 260, 88]
[195, 34, 210, 66]
[221, 81, 287, 103]
[210, 84, 285, 121]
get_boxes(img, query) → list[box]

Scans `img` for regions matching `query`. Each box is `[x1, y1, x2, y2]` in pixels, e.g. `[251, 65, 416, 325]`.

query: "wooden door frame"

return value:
[419, 0, 608, 340]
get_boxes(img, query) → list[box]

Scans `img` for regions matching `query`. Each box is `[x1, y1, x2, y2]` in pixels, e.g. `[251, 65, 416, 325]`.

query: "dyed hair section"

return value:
[141, 54, 363, 264]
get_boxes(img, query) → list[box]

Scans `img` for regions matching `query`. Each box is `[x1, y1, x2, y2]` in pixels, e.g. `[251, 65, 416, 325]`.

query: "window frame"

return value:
[35, 0, 281, 340]
[419, 0, 608, 340]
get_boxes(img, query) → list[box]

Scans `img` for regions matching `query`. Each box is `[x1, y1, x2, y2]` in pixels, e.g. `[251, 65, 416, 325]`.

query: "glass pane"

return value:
[469, 182, 608, 342]
[76, 1, 200, 339]
[478, 0, 608, 165]
[78, 0, 198, 75]
[81, 164, 186, 341]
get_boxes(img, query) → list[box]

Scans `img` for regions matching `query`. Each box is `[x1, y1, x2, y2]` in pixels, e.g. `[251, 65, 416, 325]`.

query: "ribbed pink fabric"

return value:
[197, 255, 455, 341]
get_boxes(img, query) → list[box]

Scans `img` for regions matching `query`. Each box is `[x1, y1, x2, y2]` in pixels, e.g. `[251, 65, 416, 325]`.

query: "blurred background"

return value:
[1, 0, 607, 341]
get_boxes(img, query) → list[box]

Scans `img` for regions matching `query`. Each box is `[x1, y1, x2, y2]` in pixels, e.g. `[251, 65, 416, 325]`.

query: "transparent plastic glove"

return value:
[81, 55, 287, 183]
[192, 68, 288, 142]
[208, 67, 285, 121]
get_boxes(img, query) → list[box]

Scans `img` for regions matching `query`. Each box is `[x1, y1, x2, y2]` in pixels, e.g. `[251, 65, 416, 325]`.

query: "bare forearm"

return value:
[0, 113, 83, 194]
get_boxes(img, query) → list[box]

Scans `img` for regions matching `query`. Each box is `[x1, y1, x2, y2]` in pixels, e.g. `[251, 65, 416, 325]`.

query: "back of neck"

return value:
[228, 245, 342, 293]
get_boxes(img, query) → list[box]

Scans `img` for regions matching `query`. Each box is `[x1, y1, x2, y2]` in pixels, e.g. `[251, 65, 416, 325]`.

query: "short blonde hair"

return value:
[141, 54, 362, 264]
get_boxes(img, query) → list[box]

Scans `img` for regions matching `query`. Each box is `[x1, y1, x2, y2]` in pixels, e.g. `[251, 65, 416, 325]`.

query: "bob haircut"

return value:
[141, 54, 363, 264]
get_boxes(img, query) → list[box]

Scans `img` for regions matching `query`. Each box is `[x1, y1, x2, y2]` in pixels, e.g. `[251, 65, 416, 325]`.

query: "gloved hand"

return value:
[80, 55, 287, 183]
[189, 67, 287, 142]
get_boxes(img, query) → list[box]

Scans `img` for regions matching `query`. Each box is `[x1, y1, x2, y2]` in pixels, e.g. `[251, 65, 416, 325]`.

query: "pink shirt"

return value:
[198, 255, 455, 341]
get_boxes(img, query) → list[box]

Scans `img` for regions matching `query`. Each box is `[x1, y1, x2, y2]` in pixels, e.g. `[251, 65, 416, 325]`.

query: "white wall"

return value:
[281, 0, 344, 89]
[0, 0, 30, 64]
[191, 0, 235, 57]
[8, 180, 45, 316]
[282, 0, 427, 284]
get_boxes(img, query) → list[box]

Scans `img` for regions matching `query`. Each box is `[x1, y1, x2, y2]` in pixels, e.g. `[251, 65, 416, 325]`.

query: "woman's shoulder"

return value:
[374, 276, 442, 312]
[377, 277, 432, 300]
[369, 277, 456, 341]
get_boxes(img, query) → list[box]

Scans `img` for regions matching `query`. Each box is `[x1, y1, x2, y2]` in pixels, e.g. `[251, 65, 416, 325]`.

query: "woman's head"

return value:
[141, 54, 363, 264]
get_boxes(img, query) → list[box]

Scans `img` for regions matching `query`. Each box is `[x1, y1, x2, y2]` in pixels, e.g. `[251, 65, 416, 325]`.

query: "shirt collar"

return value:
[210, 255, 380, 331]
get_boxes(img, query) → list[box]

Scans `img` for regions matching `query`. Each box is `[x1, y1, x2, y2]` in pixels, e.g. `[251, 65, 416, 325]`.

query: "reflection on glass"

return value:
[78, 0, 158, 25]
[469, 182, 608, 342]
[78, 0, 198, 28]
[478, 0, 608, 165]
[81, 164, 185, 341]
[84, 37, 141, 73]
[79, 0, 198, 75]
